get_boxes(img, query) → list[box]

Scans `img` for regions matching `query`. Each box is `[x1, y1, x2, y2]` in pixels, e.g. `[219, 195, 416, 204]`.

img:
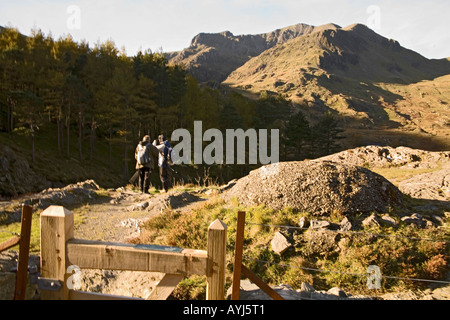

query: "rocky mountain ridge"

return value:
[167, 22, 340, 83]
[225, 24, 450, 147]
[169, 23, 450, 149]
[224, 23, 450, 90]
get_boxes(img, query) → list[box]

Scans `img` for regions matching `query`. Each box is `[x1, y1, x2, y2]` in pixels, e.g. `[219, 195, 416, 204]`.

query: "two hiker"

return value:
[134, 134, 173, 194]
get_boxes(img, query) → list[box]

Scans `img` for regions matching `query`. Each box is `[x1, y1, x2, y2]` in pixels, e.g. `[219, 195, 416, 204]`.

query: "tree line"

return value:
[0, 26, 343, 182]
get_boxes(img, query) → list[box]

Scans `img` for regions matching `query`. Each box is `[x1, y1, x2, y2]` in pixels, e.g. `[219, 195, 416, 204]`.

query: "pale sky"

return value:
[1, 0, 449, 59]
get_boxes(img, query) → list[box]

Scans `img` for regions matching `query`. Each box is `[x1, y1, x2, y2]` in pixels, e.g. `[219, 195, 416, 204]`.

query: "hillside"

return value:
[167, 22, 340, 83]
[1, 146, 448, 300]
[224, 24, 450, 86]
[223, 24, 450, 150]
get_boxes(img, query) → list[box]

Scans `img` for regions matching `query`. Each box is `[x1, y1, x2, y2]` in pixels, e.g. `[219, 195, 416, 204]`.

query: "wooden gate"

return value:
[39, 206, 227, 300]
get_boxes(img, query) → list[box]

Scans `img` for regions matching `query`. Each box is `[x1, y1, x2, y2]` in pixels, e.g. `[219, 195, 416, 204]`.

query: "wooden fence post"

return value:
[206, 219, 227, 300]
[231, 211, 284, 301]
[13, 205, 33, 300]
[40, 206, 74, 300]
[231, 211, 246, 300]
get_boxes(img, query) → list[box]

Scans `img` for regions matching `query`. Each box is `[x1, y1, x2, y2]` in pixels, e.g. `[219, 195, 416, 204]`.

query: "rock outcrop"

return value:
[223, 160, 403, 215]
[319, 145, 450, 203]
[318, 146, 450, 170]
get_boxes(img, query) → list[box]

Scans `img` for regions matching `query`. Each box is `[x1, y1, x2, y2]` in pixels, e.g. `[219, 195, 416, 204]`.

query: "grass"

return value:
[0, 209, 41, 254]
[0, 190, 101, 255]
[130, 194, 450, 299]
[371, 166, 442, 185]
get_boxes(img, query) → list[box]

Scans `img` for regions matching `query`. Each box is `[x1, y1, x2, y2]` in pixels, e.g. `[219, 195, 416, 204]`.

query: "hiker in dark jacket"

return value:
[153, 134, 172, 193]
[135, 135, 158, 194]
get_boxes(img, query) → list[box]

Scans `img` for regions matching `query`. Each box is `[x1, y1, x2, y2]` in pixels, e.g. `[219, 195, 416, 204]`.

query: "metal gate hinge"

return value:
[37, 277, 63, 292]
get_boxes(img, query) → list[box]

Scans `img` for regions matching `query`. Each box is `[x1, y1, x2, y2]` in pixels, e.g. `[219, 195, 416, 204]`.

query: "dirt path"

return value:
[72, 187, 206, 299]
[74, 189, 156, 243]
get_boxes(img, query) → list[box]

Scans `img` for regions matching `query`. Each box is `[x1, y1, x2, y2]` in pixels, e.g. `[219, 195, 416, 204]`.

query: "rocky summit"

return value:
[167, 22, 340, 83]
[223, 160, 403, 215]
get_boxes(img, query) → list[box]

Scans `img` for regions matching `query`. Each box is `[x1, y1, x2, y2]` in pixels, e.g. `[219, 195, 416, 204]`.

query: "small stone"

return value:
[310, 219, 331, 229]
[380, 214, 398, 227]
[431, 215, 444, 225]
[137, 201, 149, 210]
[299, 282, 315, 299]
[301, 282, 315, 292]
[362, 213, 380, 227]
[425, 220, 435, 228]
[271, 232, 292, 255]
[298, 216, 308, 229]
[327, 287, 347, 298]
[339, 217, 352, 231]
[401, 215, 424, 228]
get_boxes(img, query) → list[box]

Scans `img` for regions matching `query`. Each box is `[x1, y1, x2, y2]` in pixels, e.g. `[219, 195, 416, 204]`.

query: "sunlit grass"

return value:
[371, 166, 442, 185]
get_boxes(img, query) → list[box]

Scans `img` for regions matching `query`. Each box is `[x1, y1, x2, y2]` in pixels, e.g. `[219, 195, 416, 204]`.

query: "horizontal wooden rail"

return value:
[69, 290, 144, 301]
[0, 236, 21, 253]
[67, 239, 209, 276]
[40, 206, 226, 300]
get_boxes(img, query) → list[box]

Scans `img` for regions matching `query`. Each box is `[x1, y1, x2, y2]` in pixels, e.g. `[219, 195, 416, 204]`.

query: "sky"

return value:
[0, 0, 449, 59]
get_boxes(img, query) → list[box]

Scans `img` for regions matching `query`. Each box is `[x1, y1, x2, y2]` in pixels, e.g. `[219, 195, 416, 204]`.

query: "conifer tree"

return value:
[0, 27, 26, 133]
[285, 111, 311, 160]
[311, 111, 345, 157]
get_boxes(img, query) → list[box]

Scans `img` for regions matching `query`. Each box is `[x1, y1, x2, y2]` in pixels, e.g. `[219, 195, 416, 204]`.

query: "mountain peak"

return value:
[343, 23, 370, 31]
[170, 22, 341, 82]
[226, 22, 450, 87]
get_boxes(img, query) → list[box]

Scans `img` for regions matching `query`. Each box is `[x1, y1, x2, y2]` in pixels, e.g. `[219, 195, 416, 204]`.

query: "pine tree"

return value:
[0, 27, 26, 133]
[285, 111, 311, 160]
[311, 112, 345, 157]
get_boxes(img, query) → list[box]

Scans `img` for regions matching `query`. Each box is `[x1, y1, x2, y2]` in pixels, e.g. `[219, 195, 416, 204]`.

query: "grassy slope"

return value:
[1, 162, 448, 297]
[133, 191, 449, 299]
[0, 123, 130, 194]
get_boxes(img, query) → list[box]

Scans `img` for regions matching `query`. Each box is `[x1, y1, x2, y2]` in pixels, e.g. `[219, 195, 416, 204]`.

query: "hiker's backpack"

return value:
[137, 144, 150, 166]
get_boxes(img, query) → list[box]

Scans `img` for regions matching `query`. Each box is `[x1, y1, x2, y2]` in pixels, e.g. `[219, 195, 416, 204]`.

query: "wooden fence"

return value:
[231, 211, 284, 300]
[1, 205, 33, 300]
[39, 206, 227, 300]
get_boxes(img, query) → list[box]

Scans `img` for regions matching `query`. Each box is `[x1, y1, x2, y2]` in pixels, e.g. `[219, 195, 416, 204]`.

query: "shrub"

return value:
[133, 196, 450, 298]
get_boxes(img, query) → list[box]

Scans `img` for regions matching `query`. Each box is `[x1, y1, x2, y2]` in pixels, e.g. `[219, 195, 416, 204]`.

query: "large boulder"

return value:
[399, 167, 450, 202]
[33, 180, 100, 210]
[318, 146, 450, 170]
[223, 160, 403, 214]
